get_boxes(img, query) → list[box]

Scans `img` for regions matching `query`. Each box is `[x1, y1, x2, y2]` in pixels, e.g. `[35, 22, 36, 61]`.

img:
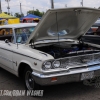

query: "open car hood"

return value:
[26, 7, 100, 44]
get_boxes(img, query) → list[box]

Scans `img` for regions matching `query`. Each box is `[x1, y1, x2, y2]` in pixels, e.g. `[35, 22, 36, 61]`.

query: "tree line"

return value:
[4, 9, 45, 18]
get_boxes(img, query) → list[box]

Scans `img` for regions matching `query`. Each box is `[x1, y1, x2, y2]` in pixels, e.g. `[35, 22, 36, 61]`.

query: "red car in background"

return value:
[22, 18, 40, 23]
[83, 21, 100, 45]
[91, 20, 100, 32]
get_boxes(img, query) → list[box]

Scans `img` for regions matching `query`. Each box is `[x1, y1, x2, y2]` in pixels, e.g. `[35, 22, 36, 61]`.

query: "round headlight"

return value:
[44, 61, 52, 69]
[53, 60, 61, 68]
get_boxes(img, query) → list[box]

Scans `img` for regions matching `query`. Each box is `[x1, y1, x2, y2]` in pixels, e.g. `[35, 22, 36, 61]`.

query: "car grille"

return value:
[60, 52, 100, 69]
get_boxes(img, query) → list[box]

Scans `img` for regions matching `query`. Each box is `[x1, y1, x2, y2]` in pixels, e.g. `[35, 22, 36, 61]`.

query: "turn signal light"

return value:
[51, 77, 57, 82]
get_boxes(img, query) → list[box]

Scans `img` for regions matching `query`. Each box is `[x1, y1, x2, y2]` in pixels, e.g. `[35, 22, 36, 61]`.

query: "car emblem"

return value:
[80, 58, 90, 63]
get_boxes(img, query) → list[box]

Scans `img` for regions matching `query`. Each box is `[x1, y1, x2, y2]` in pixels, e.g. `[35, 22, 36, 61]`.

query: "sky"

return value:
[1, 0, 100, 16]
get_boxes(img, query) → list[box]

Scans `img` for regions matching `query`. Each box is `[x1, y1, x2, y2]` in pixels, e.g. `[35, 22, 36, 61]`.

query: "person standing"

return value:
[4, 19, 8, 25]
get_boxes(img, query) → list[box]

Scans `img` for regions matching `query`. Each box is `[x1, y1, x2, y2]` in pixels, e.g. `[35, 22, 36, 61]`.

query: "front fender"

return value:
[18, 60, 33, 69]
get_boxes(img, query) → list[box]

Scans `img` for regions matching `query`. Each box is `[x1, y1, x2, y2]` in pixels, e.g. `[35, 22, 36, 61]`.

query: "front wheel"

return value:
[24, 68, 39, 90]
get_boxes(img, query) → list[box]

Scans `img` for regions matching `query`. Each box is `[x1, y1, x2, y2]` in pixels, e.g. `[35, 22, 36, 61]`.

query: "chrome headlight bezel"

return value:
[43, 61, 52, 70]
[53, 60, 61, 68]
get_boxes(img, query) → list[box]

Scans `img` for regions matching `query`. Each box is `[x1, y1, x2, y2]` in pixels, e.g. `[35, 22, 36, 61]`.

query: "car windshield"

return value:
[15, 26, 35, 43]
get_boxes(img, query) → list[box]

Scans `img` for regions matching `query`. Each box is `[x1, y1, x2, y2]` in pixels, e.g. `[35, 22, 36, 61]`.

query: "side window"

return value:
[0, 28, 13, 36]
[0, 28, 14, 42]
[15, 27, 35, 43]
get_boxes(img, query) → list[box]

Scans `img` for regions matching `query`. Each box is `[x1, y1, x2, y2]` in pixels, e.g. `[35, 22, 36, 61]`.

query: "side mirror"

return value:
[5, 39, 9, 43]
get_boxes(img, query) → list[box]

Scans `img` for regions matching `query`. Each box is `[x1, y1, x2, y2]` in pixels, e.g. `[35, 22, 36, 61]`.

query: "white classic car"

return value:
[0, 7, 100, 90]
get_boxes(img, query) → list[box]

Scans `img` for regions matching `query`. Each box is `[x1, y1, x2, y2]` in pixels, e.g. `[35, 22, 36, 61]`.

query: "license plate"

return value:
[81, 71, 94, 80]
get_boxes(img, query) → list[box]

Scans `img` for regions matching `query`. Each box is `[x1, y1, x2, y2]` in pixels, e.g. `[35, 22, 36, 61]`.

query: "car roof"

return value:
[0, 23, 37, 29]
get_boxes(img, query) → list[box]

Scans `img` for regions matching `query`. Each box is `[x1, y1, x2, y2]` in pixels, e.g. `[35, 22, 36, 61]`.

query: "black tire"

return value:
[24, 67, 40, 90]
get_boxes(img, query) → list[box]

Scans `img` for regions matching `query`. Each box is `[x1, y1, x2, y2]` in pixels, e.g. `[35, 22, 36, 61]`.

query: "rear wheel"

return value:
[24, 67, 39, 90]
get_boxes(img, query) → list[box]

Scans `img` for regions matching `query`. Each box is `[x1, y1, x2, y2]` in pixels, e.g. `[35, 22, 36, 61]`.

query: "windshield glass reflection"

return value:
[15, 27, 35, 43]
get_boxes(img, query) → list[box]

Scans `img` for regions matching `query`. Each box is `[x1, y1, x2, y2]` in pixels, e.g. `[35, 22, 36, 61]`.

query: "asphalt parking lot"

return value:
[0, 68, 100, 100]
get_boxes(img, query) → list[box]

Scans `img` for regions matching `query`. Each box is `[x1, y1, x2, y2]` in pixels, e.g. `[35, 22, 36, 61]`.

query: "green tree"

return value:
[14, 13, 24, 18]
[4, 12, 7, 14]
[27, 9, 44, 17]
[4, 12, 11, 15]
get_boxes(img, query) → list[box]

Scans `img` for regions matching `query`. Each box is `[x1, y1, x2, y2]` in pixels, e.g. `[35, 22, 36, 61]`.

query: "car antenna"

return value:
[56, 12, 61, 52]
[16, 37, 18, 49]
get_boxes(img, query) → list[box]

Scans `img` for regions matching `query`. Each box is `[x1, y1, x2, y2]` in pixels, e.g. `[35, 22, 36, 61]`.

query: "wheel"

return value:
[24, 67, 39, 90]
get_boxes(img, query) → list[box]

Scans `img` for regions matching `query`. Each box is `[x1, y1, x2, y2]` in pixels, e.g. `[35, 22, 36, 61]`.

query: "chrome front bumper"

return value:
[32, 64, 100, 86]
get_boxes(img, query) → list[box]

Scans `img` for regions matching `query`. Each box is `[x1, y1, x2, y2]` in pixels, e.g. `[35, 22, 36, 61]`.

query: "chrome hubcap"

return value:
[25, 71, 34, 90]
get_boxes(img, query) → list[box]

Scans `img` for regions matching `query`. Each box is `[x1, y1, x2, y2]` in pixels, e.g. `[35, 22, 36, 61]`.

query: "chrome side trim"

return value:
[0, 47, 42, 61]
[0, 55, 13, 63]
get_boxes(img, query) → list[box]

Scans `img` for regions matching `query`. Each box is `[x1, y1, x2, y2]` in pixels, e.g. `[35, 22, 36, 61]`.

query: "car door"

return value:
[0, 28, 14, 70]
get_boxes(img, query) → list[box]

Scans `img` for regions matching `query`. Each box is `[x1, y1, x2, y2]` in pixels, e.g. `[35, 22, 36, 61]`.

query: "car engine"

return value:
[34, 42, 99, 59]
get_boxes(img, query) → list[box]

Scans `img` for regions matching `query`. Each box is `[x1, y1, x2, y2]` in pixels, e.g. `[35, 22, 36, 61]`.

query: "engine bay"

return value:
[34, 42, 100, 59]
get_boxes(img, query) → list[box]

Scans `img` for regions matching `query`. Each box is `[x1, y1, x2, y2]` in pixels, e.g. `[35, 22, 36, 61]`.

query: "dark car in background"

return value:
[91, 21, 100, 32]
[86, 28, 94, 35]
[82, 24, 100, 45]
